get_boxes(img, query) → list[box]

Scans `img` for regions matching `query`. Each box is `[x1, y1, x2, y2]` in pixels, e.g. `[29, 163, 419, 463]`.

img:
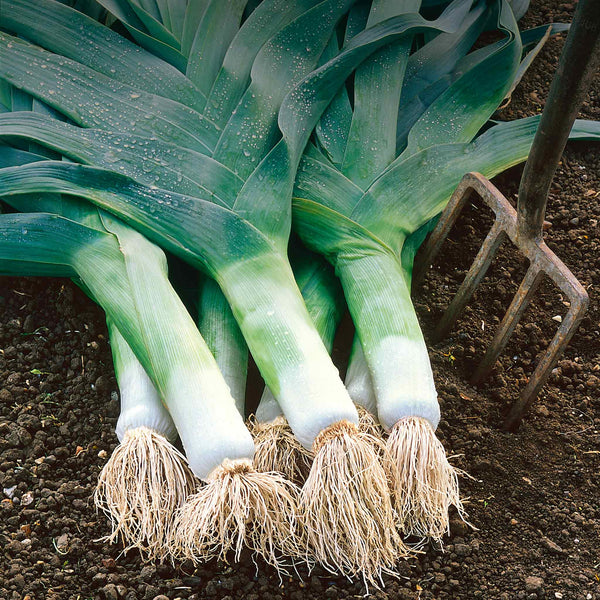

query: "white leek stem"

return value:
[107, 320, 177, 443]
[344, 333, 378, 416]
[337, 250, 439, 430]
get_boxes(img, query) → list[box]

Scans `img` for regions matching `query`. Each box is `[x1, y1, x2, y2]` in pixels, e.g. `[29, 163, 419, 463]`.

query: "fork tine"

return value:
[471, 264, 543, 386]
[433, 220, 506, 343]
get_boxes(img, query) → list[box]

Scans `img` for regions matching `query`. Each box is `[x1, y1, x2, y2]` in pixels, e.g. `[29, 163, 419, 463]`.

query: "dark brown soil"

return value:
[1, 2, 599, 599]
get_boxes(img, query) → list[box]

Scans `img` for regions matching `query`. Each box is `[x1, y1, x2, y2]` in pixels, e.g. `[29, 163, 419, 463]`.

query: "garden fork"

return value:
[413, 0, 600, 431]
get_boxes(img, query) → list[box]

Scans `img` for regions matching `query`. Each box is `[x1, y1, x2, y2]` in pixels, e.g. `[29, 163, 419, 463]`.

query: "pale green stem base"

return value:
[218, 252, 357, 449]
[336, 250, 439, 431]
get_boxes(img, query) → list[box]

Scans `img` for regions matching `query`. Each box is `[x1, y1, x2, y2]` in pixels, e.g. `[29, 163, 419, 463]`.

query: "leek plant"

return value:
[292, 0, 600, 542]
[0, 133, 199, 558]
[97, 322, 195, 559]
[251, 242, 346, 483]
[0, 0, 474, 582]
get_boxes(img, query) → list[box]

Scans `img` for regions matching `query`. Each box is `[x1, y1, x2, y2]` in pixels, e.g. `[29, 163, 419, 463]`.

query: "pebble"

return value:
[102, 584, 119, 600]
[153, 596, 170, 600]
[55, 533, 69, 552]
[541, 535, 566, 554]
[20, 491, 34, 506]
[525, 576, 544, 592]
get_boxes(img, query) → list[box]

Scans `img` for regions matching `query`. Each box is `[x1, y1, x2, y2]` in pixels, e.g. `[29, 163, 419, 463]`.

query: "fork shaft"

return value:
[517, 0, 600, 242]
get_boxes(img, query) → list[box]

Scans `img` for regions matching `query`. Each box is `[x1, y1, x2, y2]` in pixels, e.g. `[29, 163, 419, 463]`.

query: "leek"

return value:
[293, 0, 600, 542]
[0, 0, 471, 581]
[96, 322, 195, 559]
[0, 128, 197, 557]
[252, 242, 346, 483]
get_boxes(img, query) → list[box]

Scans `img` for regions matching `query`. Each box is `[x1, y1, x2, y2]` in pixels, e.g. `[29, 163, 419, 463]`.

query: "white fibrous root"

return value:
[94, 426, 195, 559]
[301, 420, 409, 587]
[248, 415, 314, 484]
[386, 416, 467, 541]
[171, 458, 303, 571]
[356, 405, 385, 440]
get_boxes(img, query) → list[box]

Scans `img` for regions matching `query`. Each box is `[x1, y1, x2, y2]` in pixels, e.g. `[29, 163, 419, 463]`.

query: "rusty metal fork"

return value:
[413, 0, 600, 431]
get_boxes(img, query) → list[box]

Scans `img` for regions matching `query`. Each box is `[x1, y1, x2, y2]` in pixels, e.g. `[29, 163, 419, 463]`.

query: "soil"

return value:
[1, 2, 599, 599]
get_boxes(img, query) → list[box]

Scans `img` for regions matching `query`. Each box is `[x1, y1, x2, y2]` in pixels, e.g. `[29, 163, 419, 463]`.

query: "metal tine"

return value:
[412, 174, 478, 290]
[471, 263, 544, 386]
[433, 219, 506, 343]
[415, 172, 512, 344]
[505, 288, 588, 430]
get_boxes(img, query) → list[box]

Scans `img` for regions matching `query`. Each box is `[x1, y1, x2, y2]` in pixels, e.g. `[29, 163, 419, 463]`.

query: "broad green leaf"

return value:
[401, 0, 521, 156]
[313, 33, 352, 167]
[395, 21, 567, 152]
[181, 1, 209, 56]
[354, 117, 600, 251]
[509, 0, 529, 20]
[0, 33, 219, 154]
[93, 0, 148, 30]
[293, 117, 600, 259]
[0, 81, 12, 111]
[0, 212, 101, 277]
[134, 0, 161, 21]
[294, 153, 363, 214]
[0, 112, 242, 206]
[0, 147, 47, 168]
[67, 0, 109, 21]
[157, 0, 184, 36]
[203, 0, 322, 128]
[186, 0, 247, 96]
[400, 0, 489, 111]
[127, 0, 182, 50]
[213, 0, 355, 179]
[342, 0, 421, 186]
[0, 161, 274, 275]
[292, 196, 395, 260]
[94, 0, 188, 69]
[521, 23, 569, 50]
[1, 0, 205, 111]
[343, 0, 371, 43]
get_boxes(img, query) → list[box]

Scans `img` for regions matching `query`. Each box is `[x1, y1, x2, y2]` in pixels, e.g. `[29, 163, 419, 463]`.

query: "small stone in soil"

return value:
[525, 576, 544, 593]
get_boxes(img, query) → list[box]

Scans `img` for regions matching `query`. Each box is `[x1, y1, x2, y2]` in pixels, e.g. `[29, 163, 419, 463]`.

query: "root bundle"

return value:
[94, 426, 195, 559]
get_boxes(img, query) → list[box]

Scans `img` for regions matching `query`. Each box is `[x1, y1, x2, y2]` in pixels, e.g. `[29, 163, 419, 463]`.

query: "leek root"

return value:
[249, 415, 314, 484]
[171, 459, 303, 570]
[300, 420, 407, 586]
[357, 405, 385, 440]
[386, 416, 466, 540]
[95, 426, 196, 559]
